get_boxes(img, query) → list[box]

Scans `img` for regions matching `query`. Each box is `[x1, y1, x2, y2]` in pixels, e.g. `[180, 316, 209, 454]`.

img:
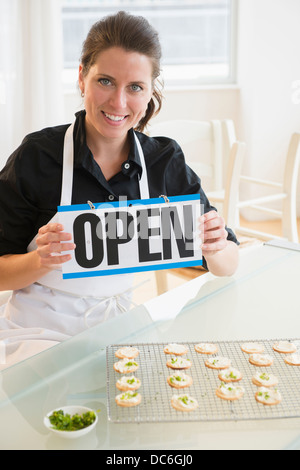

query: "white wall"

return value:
[64, 0, 300, 220]
[236, 0, 300, 220]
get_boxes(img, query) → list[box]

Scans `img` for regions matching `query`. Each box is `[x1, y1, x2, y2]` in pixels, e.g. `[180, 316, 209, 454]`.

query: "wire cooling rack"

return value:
[106, 339, 300, 423]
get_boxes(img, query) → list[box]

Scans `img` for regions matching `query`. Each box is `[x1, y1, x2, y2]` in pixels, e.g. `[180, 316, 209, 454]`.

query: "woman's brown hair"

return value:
[80, 11, 163, 132]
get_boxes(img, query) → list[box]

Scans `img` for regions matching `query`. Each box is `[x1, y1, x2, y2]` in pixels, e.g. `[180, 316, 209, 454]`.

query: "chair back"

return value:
[148, 119, 224, 191]
[223, 141, 246, 228]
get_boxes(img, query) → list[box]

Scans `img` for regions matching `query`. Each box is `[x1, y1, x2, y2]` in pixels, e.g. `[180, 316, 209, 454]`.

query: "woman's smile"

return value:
[103, 112, 127, 122]
[101, 111, 129, 124]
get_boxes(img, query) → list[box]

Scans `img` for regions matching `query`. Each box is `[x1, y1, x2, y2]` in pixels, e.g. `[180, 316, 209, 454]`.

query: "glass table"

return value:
[0, 241, 300, 450]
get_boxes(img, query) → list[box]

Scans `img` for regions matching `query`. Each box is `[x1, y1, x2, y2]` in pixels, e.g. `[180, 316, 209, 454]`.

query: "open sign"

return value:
[58, 195, 203, 279]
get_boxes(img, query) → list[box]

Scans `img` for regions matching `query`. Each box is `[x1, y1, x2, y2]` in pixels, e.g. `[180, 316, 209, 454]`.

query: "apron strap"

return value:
[134, 132, 150, 200]
[60, 125, 149, 204]
[60, 122, 75, 206]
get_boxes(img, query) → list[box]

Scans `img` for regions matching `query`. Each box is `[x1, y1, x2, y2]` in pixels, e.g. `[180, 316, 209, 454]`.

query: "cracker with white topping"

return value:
[205, 356, 231, 370]
[252, 372, 278, 388]
[216, 382, 245, 401]
[218, 367, 243, 383]
[115, 346, 139, 359]
[115, 391, 142, 407]
[116, 375, 141, 391]
[163, 343, 188, 355]
[166, 356, 192, 370]
[194, 343, 218, 355]
[171, 394, 198, 412]
[241, 342, 265, 354]
[249, 353, 273, 367]
[273, 341, 297, 354]
[167, 372, 193, 389]
[284, 353, 300, 366]
[113, 358, 139, 374]
[255, 387, 282, 406]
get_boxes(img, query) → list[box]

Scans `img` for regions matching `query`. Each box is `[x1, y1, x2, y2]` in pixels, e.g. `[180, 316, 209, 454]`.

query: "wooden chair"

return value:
[148, 119, 246, 295]
[207, 140, 247, 229]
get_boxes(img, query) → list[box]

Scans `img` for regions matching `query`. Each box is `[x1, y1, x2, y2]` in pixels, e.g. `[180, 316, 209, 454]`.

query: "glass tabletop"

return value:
[1, 242, 300, 450]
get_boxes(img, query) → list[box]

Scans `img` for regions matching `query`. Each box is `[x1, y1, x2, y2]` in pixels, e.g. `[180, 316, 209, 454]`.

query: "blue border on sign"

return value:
[59, 193, 202, 279]
[57, 194, 201, 212]
[62, 259, 203, 279]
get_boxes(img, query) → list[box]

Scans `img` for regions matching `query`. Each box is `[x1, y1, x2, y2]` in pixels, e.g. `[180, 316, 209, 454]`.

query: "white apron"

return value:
[0, 123, 150, 368]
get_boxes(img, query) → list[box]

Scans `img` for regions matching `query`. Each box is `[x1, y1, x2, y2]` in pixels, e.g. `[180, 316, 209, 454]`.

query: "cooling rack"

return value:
[106, 339, 300, 423]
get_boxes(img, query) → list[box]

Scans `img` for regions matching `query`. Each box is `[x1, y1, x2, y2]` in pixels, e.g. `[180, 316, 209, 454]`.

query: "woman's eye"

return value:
[99, 78, 111, 86]
[130, 84, 142, 92]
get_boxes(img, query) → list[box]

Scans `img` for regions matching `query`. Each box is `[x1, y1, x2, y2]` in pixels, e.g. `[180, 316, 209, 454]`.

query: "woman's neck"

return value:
[85, 120, 130, 180]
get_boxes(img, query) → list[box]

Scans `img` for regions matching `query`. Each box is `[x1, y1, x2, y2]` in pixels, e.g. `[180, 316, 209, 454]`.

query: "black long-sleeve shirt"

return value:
[0, 110, 238, 265]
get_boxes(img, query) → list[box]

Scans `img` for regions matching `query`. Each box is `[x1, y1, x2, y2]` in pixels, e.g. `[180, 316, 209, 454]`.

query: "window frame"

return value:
[61, 0, 238, 91]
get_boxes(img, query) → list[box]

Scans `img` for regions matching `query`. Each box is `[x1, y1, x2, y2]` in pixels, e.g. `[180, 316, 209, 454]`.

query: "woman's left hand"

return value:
[199, 210, 228, 256]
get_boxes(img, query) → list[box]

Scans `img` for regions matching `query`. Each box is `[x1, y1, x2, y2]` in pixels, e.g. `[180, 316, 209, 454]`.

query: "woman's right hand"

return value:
[36, 223, 76, 269]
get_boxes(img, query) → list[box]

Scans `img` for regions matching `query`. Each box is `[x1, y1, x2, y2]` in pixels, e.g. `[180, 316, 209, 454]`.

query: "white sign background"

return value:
[58, 195, 203, 279]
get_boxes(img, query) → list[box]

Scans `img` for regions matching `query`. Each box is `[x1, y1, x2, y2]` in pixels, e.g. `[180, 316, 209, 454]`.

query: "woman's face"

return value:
[79, 47, 153, 142]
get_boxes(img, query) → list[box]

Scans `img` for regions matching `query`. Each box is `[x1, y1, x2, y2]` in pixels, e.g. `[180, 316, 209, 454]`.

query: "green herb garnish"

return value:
[259, 373, 269, 381]
[229, 371, 237, 379]
[258, 391, 270, 400]
[48, 409, 96, 432]
[127, 377, 137, 384]
[178, 395, 192, 405]
[121, 392, 138, 400]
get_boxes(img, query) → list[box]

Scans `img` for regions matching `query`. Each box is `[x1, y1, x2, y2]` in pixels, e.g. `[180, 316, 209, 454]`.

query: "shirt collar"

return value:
[73, 110, 143, 178]
[125, 128, 143, 177]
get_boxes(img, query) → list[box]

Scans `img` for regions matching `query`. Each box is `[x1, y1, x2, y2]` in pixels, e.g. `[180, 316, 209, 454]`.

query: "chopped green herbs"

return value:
[121, 392, 138, 400]
[48, 409, 96, 432]
[178, 395, 193, 405]
[259, 373, 270, 381]
[258, 391, 270, 400]
[170, 375, 183, 383]
[127, 377, 138, 384]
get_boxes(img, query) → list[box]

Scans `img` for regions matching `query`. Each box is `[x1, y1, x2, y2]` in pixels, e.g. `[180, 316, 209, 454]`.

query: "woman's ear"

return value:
[78, 64, 85, 95]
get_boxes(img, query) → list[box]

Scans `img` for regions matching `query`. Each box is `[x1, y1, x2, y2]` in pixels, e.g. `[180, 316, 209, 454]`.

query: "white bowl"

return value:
[44, 405, 98, 439]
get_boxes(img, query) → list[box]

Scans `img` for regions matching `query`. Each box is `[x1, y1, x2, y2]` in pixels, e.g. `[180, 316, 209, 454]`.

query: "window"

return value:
[61, 0, 237, 90]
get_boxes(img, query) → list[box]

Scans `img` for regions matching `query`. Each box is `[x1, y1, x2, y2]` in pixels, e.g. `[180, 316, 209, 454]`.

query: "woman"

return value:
[0, 11, 239, 367]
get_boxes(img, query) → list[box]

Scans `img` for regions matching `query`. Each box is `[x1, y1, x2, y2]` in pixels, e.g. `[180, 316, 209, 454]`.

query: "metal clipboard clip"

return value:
[159, 194, 170, 203]
[87, 200, 96, 210]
